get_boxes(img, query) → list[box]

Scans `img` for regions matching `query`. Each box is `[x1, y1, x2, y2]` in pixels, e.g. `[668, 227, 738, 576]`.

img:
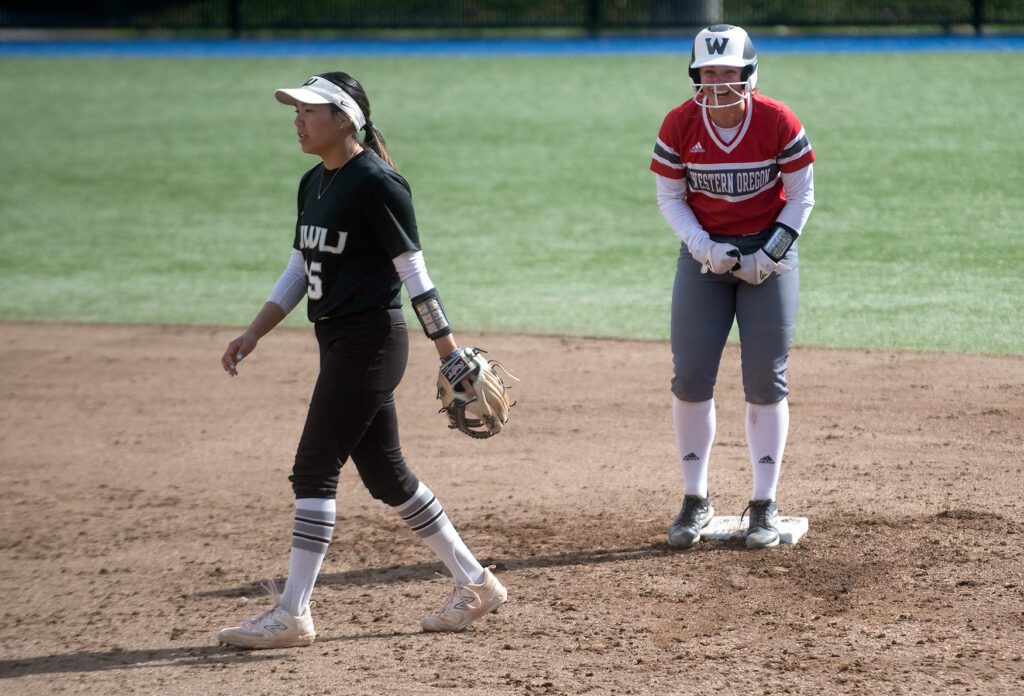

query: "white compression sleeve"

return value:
[776, 164, 815, 234]
[656, 174, 712, 260]
[392, 250, 435, 298]
[267, 248, 307, 313]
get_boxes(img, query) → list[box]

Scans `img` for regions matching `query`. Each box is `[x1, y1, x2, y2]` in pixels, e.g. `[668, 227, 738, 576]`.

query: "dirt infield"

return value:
[1, 321, 1022, 695]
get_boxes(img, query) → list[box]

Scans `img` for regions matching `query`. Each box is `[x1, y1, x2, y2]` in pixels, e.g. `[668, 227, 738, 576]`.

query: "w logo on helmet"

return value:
[705, 37, 729, 54]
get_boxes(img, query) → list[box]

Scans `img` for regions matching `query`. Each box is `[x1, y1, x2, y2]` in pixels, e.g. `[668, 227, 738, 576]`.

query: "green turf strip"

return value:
[0, 54, 1021, 354]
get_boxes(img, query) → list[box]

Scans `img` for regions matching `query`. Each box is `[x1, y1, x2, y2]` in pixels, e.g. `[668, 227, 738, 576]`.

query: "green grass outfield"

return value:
[1, 53, 1021, 354]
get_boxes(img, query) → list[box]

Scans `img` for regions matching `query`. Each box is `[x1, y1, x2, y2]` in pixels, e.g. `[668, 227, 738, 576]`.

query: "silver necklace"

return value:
[317, 166, 340, 200]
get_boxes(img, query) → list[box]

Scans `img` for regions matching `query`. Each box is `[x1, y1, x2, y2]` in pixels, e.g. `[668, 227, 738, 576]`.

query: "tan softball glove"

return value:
[437, 347, 516, 439]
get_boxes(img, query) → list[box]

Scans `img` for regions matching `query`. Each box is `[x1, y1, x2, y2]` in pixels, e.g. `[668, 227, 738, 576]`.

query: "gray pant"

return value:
[670, 229, 799, 405]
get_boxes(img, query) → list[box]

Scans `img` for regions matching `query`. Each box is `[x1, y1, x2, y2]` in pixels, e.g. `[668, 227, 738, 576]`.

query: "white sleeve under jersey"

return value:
[267, 248, 307, 313]
[267, 248, 437, 316]
[655, 174, 713, 260]
[392, 250, 434, 298]
[777, 164, 815, 233]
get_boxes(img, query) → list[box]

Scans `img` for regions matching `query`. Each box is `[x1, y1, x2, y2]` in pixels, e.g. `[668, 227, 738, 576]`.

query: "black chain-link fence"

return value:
[2, 1, 1021, 33]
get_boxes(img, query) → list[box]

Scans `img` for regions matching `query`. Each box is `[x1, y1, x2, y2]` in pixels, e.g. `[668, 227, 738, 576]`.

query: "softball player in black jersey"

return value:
[217, 72, 506, 649]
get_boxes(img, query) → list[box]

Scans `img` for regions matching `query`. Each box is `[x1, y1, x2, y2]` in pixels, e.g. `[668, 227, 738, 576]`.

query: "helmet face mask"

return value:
[689, 24, 758, 109]
[693, 78, 750, 109]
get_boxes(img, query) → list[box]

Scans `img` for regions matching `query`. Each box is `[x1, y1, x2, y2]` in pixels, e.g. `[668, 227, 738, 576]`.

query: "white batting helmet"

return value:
[689, 24, 759, 107]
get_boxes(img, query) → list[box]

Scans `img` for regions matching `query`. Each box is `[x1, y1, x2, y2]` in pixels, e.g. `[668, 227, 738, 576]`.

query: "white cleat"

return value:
[218, 581, 316, 649]
[422, 567, 508, 633]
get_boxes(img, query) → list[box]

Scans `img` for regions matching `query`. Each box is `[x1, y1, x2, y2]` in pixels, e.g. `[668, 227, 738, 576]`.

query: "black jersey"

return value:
[293, 150, 421, 322]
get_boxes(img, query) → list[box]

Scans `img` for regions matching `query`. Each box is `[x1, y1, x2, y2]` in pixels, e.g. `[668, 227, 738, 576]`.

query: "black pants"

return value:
[290, 308, 419, 505]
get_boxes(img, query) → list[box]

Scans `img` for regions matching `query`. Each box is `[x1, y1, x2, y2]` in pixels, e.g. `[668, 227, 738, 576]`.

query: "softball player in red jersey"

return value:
[217, 72, 506, 649]
[650, 25, 815, 549]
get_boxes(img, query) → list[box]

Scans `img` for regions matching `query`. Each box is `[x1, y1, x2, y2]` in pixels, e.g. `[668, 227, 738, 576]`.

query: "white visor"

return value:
[275, 76, 367, 131]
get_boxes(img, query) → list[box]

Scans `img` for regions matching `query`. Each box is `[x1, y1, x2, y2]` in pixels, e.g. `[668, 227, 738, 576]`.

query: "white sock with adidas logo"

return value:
[672, 396, 715, 498]
[746, 399, 790, 501]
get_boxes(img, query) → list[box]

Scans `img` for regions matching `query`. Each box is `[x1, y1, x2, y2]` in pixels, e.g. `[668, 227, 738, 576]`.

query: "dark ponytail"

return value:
[318, 71, 395, 168]
[361, 121, 394, 168]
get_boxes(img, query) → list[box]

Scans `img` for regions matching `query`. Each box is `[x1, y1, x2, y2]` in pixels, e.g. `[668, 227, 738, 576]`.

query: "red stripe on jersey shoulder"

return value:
[779, 151, 815, 173]
[651, 161, 685, 178]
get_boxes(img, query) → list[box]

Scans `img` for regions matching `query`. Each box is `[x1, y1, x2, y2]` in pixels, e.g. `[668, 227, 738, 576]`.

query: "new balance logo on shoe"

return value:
[422, 567, 507, 633]
[758, 455, 775, 464]
[218, 599, 317, 649]
[264, 619, 289, 634]
[453, 594, 476, 611]
[683, 452, 700, 461]
[690, 142, 705, 153]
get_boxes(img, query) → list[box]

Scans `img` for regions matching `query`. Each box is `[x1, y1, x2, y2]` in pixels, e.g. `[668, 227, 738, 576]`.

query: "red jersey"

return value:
[651, 93, 815, 236]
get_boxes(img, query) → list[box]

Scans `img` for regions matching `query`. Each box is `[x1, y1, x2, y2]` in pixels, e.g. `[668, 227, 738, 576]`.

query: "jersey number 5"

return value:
[306, 260, 323, 300]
